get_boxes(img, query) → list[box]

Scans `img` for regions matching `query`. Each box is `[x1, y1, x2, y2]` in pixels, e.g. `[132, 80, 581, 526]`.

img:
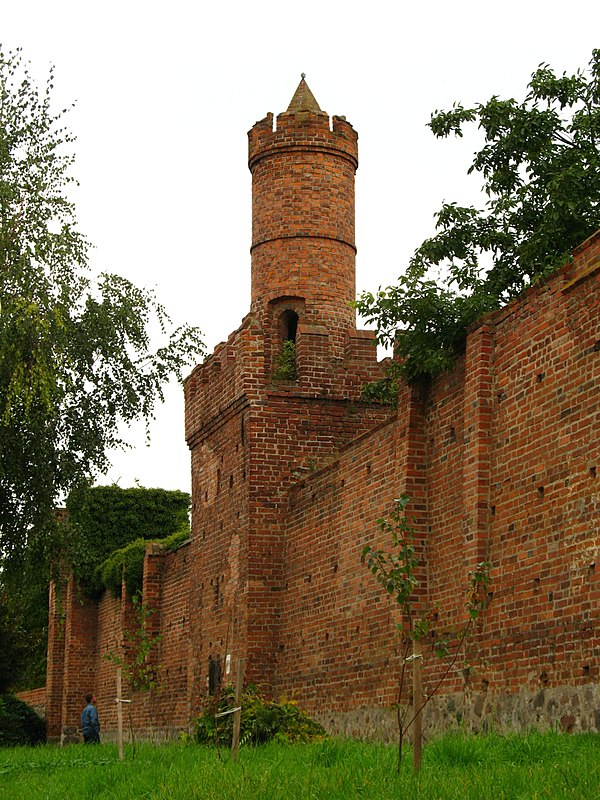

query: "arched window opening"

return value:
[279, 309, 299, 343]
[273, 309, 299, 381]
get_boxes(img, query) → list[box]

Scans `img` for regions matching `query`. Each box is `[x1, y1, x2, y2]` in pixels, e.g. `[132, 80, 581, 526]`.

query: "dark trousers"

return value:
[83, 732, 100, 744]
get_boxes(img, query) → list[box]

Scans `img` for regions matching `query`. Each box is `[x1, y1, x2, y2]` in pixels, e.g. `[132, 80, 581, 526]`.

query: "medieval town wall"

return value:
[270, 231, 600, 739]
[43, 70, 598, 742]
[46, 231, 599, 743]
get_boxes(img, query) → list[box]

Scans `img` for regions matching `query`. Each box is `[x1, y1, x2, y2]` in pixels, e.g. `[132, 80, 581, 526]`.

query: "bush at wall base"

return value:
[195, 686, 325, 747]
[0, 694, 46, 746]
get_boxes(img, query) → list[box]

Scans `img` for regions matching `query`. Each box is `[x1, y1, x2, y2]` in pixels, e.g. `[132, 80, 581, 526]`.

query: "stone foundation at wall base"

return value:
[61, 725, 81, 746]
[95, 727, 190, 745]
[316, 707, 399, 743]
[316, 684, 600, 743]
[426, 685, 600, 736]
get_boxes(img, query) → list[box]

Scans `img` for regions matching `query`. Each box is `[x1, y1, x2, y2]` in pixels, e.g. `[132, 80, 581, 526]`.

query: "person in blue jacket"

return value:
[81, 693, 100, 744]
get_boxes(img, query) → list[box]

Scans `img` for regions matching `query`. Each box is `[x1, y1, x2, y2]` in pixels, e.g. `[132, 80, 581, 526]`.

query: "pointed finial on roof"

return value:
[286, 74, 325, 115]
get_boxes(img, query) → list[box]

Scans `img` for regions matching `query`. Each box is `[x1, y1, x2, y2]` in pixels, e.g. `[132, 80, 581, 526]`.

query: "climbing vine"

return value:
[96, 528, 189, 597]
[64, 484, 190, 594]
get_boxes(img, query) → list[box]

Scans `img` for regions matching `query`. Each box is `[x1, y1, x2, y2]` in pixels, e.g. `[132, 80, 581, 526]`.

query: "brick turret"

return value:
[180, 78, 390, 698]
[248, 76, 358, 360]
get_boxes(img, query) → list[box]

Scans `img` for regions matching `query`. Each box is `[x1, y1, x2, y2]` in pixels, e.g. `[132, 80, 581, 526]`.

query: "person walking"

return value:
[81, 692, 100, 744]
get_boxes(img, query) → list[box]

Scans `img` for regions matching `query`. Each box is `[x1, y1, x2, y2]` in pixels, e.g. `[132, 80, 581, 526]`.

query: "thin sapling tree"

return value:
[105, 591, 161, 757]
[362, 495, 490, 773]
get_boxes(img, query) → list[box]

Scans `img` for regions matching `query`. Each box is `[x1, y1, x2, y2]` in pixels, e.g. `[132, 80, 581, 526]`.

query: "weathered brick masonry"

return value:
[47, 79, 599, 741]
[277, 234, 600, 738]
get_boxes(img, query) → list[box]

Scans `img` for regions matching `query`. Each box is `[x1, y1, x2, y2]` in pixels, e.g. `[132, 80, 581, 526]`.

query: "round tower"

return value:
[248, 77, 358, 356]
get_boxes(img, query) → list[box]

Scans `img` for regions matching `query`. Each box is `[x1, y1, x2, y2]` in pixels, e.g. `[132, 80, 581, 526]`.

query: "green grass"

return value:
[0, 731, 597, 799]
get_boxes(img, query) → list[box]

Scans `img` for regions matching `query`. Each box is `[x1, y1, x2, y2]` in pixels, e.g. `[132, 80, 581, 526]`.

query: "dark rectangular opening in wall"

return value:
[208, 656, 222, 695]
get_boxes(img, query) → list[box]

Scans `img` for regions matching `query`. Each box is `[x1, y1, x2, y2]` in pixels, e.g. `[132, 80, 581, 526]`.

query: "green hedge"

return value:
[0, 694, 45, 746]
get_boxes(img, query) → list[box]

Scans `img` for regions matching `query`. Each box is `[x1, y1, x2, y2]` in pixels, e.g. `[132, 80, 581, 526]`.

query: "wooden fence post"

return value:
[231, 658, 245, 761]
[117, 667, 124, 762]
[412, 639, 423, 772]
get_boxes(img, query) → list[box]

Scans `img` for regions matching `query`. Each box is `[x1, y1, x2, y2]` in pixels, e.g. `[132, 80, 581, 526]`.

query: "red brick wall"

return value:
[480, 232, 599, 696]
[275, 419, 402, 712]
[50, 541, 193, 741]
[183, 314, 392, 699]
[271, 232, 599, 735]
[148, 544, 193, 732]
[16, 687, 46, 720]
[187, 410, 251, 712]
[45, 576, 67, 740]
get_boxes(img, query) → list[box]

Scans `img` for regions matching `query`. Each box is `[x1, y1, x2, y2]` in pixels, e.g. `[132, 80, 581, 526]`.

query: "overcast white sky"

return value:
[3, 1, 598, 494]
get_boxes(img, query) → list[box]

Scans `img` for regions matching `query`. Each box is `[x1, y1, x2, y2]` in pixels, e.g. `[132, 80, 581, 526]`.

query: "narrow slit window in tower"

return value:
[272, 309, 299, 381]
[279, 309, 298, 343]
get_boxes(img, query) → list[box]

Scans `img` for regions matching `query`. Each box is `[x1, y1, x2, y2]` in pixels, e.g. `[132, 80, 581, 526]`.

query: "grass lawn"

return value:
[0, 731, 597, 799]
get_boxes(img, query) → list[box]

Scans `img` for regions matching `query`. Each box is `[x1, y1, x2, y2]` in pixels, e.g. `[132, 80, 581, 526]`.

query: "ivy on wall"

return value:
[97, 528, 189, 597]
[64, 484, 191, 595]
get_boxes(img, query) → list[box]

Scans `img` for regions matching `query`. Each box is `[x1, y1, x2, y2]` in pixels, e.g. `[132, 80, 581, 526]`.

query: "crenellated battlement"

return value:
[184, 314, 389, 450]
[248, 75, 358, 172]
[248, 110, 358, 171]
[184, 315, 261, 448]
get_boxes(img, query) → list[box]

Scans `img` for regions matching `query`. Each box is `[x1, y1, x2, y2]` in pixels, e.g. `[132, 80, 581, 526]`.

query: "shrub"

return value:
[195, 686, 325, 747]
[360, 372, 398, 406]
[0, 693, 45, 746]
[272, 340, 298, 381]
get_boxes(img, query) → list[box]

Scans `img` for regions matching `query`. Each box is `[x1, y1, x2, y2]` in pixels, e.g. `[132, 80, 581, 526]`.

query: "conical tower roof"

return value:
[286, 74, 326, 115]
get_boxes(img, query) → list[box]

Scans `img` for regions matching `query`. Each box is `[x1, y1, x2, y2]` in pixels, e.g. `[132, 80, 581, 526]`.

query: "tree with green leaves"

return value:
[0, 47, 204, 558]
[0, 546, 49, 690]
[356, 50, 600, 383]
